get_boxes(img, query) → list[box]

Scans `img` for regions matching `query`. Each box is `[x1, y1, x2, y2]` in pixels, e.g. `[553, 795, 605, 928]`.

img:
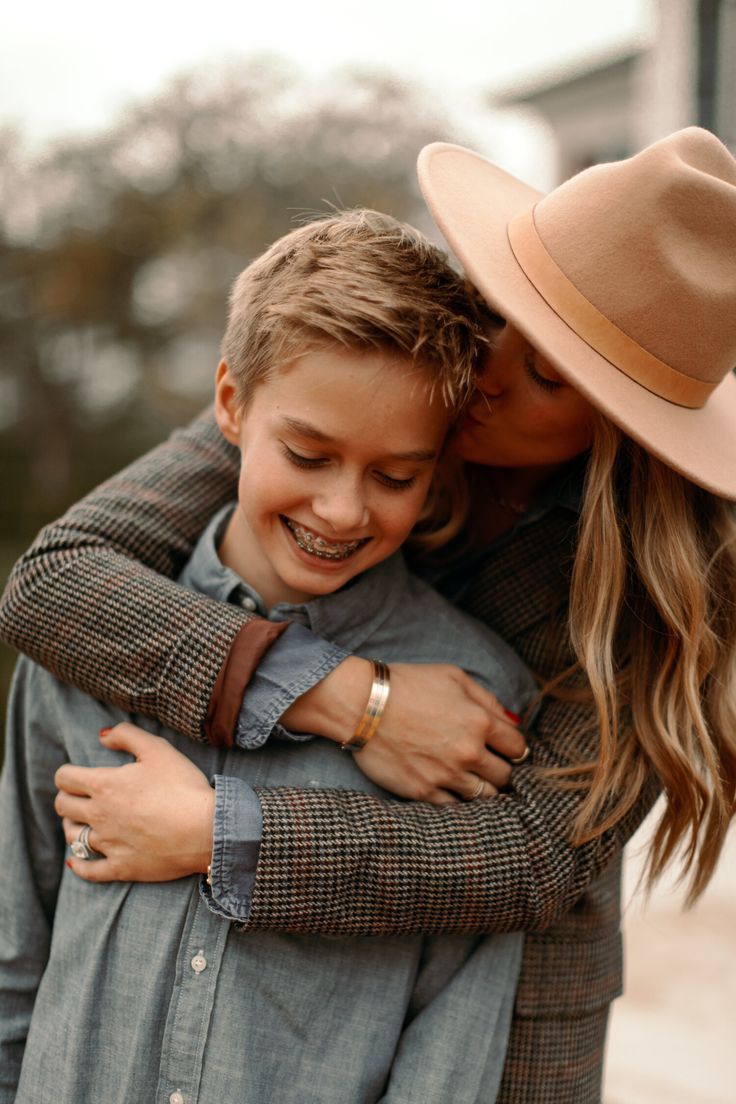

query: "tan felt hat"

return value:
[417, 127, 736, 499]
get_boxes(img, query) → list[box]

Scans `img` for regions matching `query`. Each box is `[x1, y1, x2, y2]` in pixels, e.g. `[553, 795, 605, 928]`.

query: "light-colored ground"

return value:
[603, 804, 736, 1104]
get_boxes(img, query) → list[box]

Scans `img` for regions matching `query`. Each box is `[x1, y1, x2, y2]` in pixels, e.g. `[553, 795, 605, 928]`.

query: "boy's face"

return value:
[215, 347, 451, 609]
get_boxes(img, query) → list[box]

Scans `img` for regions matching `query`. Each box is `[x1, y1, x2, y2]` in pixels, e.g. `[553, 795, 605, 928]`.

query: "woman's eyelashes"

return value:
[280, 443, 416, 491]
[523, 352, 563, 393]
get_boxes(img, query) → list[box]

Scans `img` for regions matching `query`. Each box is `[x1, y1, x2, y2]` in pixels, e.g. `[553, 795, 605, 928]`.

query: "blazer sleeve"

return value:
[0, 409, 282, 741]
[245, 696, 659, 936]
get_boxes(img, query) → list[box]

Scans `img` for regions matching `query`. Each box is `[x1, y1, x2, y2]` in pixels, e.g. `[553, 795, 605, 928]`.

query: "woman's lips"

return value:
[460, 407, 488, 430]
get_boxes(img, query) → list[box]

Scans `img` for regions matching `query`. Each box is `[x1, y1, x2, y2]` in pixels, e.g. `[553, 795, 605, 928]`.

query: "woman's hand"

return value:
[55, 723, 215, 883]
[282, 658, 528, 804]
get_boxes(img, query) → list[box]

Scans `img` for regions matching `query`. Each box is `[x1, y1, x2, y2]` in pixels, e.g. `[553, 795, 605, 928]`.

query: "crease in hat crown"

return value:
[416, 128, 736, 500]
[505, 207, 713, 409]
[517, 128, 736, 399]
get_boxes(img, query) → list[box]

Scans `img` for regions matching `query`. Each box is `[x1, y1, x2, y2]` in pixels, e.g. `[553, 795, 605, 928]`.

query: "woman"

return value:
[2, 126, 736, 1103]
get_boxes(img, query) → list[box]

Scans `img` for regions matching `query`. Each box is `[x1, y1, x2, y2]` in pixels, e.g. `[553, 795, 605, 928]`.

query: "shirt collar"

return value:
[178, 505, 249, 605]
[178, 502, 412, 649]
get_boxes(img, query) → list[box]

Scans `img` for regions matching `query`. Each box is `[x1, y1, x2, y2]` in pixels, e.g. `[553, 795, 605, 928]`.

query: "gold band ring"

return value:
[466, 777, 487, 801]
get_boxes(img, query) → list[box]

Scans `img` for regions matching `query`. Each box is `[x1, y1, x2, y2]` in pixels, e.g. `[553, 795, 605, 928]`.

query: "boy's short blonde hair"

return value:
[221, 208, 491, 413]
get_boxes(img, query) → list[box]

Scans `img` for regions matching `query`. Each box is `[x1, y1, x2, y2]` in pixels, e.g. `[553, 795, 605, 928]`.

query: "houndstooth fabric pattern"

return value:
[497, 1005, 614, 1103]
[0, 410, 660, 1103]
[0, 411, 245, 740]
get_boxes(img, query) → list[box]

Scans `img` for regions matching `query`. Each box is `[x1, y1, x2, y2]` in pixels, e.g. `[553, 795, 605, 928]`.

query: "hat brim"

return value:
[418, 142, 736, 500]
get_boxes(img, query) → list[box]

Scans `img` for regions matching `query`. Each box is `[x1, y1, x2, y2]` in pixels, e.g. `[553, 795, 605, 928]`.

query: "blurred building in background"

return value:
[492, 0, 736, 181]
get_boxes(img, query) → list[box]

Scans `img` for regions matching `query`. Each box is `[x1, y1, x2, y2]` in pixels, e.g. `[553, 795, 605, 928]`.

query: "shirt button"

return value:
[240, 594, 257, 611]
[190, 951, 207, 974]
[169, 1092, 185, 1104]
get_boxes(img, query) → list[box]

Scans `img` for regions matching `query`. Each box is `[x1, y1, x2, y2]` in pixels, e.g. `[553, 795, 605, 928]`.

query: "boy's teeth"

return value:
[285, 519, 364, 560]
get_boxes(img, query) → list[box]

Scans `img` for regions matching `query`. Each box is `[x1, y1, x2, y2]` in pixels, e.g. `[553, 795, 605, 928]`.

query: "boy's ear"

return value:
[214, 360, 242, 445]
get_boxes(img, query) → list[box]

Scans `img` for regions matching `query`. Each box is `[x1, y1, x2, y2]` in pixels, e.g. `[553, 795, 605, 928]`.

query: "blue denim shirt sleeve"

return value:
[200, 775, 262, 921]
[235, 621, 349, 749]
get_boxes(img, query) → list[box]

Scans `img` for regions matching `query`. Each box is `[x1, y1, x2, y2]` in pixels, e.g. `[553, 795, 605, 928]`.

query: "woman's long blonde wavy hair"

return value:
[411, 406, 736, 903]
[566, 415, 736, 903]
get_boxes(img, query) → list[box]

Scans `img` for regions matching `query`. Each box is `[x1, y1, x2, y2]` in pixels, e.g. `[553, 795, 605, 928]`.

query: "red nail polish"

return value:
[99, 727, 112, 737]
[503, 708, 521, 724]
[66, 859, 73, 869]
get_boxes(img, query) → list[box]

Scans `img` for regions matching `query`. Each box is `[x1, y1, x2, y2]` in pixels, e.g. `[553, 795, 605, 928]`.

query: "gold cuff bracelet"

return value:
[341, 659, 390, 751]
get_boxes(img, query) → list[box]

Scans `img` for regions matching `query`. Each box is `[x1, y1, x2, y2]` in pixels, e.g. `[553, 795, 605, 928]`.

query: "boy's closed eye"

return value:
[280, 442, 419, 491]
[279, 443, 329, 469]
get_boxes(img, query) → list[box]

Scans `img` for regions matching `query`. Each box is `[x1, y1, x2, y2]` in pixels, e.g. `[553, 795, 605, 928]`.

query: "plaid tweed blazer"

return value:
[0, 410, 659, 1104]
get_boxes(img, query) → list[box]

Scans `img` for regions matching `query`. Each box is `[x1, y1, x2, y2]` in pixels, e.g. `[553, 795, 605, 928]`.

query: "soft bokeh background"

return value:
[1, 2, 734, 1100]
[0, 0, 657, 729]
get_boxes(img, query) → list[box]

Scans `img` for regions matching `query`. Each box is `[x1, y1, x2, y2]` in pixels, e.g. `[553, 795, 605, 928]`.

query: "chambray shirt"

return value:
[1, 506, 536, 1104]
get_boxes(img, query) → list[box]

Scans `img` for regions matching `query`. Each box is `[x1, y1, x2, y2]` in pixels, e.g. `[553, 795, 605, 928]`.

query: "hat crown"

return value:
[416, 127, 736, 498]
[534, 128, 736, 386]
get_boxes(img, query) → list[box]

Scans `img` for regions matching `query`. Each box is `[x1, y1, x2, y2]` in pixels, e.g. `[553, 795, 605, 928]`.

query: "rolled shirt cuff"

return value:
[235, 622, 349, 749]
[200, 774, 262, 922]
[205, 618, 290, 747]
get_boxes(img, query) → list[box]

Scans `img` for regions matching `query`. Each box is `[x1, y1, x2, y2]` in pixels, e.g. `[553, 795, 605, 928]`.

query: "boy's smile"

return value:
[214, 347, 451, 609]
[280, 517, 370, 561]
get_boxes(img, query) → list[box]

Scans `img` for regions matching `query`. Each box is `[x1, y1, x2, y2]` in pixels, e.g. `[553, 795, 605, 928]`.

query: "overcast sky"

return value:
[3, 0, 649, 153]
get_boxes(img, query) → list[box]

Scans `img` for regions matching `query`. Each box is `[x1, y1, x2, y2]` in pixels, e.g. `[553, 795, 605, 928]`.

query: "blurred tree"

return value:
[0, 58, 469, 731]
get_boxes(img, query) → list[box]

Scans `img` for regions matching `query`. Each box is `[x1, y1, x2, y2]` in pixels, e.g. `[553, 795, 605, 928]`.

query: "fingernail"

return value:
[99, 727, 112, 738]
[503, 709, 521, 724]
[66, 859, 73, 869]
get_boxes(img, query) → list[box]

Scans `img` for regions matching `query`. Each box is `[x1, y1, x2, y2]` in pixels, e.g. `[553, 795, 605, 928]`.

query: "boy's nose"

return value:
[312, 484, 369, 533]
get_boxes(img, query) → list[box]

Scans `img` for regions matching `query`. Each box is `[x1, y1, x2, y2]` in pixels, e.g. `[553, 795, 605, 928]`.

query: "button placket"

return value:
[157, 896, 229, 1104]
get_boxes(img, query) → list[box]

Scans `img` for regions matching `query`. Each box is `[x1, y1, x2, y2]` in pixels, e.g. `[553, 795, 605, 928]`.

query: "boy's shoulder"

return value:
[357, 556, 537, 712]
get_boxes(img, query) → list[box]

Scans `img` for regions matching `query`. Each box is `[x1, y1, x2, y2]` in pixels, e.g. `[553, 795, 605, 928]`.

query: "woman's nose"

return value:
[474, 377, 503, 414]
[477, 351, 504, 398]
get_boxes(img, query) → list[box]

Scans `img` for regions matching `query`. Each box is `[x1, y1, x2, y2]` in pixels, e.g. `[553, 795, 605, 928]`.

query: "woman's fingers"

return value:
[54, 725, 164, 801]
[456, 775, 497, 801]
[98, 721, 165, 758]
[65, 855, 116, 882]
[459, 673, 529, 761]
[54, 788, 92, 822]
[62, 815, 105, 855]
[427, 789, 461, 806]
[61, 815, 83, 846]
[469, 747, 513, 790]
[53, 761, 97, 797]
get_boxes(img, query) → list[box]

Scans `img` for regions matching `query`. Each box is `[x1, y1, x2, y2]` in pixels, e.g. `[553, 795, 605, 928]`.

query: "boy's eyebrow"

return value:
[280, 416, 438, 462]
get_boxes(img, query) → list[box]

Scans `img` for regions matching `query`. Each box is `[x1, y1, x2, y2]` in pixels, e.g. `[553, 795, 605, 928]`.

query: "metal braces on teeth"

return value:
[285, 519, 364, 560]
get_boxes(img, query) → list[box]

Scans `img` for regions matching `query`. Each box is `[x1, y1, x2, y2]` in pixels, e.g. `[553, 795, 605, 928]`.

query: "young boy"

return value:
[0, 210, 535, 1104]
